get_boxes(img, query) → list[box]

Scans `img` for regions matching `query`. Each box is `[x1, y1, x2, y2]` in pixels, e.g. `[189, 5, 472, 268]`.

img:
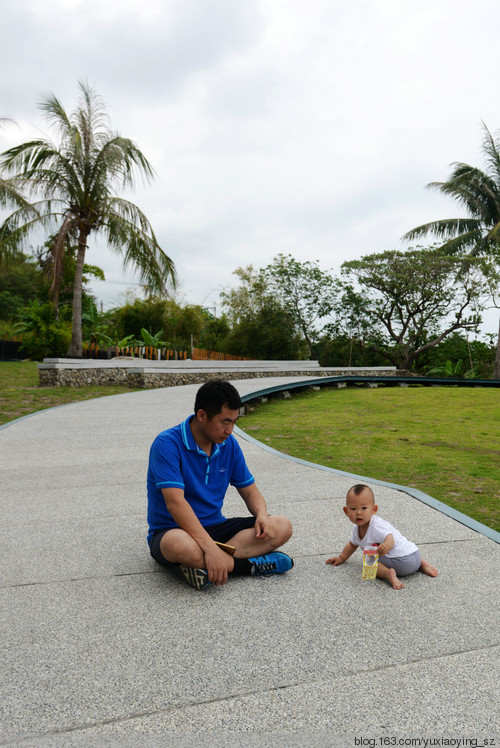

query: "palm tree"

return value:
[0, 82, 176, 357]
[403, 123, 500, 378]
[0, 118, 38, 267]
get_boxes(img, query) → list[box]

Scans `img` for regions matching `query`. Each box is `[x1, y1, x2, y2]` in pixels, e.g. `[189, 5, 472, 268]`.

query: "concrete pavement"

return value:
[1, 378, 499, 747]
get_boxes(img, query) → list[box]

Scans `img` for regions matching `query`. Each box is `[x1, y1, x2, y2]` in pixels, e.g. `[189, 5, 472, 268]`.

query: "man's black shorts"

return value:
[149, 516, 256, 567]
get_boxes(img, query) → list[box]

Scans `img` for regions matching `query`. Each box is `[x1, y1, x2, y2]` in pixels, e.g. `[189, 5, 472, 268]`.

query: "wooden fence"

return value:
[0, 336, 248, 362]
[82, 343, 188, 360]
[192, 346, 252, 361]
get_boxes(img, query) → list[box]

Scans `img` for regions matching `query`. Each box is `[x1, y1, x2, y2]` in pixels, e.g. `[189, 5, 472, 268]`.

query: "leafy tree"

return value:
[197, 314, 231, 352]
[0, 252, 49, 318]
[110, 298, 165, 340]
[172, 305, 206, 349]
[16, 300, 72, 359]
[403, 123, 500, 377]
[333, 247, 493, 371]
[226, 300, 306, 360]
[0, 245, 100, 324]
[108, 297, 205, 352]
[312, 334, 388, 368]
[220, 265, 307, 359]
[0, 82, 176, 357]
[420, 332, 495, 379]
[219, 266, 269, 326]
[263, 253, 337, 356]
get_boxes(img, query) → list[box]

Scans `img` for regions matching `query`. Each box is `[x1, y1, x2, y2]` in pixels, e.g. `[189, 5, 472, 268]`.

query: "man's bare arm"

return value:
[237, 483, 273, 539]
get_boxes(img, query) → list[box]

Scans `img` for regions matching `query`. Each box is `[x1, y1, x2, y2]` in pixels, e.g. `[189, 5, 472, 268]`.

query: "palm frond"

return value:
[0, 177, 33, 211]
[102, 201, 176, 292]
[429, 166, 500, 223]
[406, 123, 500, 262]
[0, 201, 66, 249]
[38, 93, 76, 145]
[90, 136, 155, 191]
[436, 230, 487, 256]
[2, 140, 76, 184]
[74, 81, 110, 152]
[486, 221, 500, 241]
[480, 122, 500, 179]
[403, 218, 481, 242]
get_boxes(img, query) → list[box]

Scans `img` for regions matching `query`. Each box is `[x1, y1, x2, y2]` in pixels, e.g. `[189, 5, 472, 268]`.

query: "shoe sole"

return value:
[180, 566, 210, 591]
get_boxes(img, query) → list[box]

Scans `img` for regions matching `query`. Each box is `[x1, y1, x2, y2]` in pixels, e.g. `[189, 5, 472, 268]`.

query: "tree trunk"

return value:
[50, 215, 74, 321]
[66, 231, 88, 358]
[493, 314, 500, 380]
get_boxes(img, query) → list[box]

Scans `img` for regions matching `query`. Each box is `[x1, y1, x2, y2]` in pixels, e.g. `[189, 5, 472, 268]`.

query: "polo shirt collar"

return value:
[180, 415, 226, 456]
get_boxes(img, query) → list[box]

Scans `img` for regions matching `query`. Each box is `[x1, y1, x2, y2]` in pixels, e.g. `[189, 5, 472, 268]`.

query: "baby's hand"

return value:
[377, 542, 389, 557]
[325, 556, 343, 566]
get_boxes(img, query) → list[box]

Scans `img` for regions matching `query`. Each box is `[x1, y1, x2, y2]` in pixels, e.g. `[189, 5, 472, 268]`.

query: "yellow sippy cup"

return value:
[362, 544, 379, 580]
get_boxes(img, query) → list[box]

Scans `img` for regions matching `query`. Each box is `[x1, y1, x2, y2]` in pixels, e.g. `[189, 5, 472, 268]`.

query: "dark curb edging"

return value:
[236, 377, 500, 545]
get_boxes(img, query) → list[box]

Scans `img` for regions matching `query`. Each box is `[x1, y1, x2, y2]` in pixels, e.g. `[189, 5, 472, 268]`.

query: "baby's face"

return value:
[344, 489, 377, 528]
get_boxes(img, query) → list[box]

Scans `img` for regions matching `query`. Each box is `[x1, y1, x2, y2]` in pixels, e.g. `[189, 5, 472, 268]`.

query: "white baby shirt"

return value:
[350, 515, 418, 558]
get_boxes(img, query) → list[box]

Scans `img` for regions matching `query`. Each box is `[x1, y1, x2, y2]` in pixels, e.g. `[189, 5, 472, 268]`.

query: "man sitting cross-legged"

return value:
[147, 380, 293, 590]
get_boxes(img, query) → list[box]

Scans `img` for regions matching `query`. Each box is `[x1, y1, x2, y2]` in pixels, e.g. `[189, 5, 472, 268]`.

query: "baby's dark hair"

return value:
[346, 484, 375, 502]
[194, 380, 241, 420]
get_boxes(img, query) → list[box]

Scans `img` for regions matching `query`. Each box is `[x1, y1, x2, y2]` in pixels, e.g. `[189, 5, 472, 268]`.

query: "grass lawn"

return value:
[0, 360, 139, 426]
[239, 385, 500, 533]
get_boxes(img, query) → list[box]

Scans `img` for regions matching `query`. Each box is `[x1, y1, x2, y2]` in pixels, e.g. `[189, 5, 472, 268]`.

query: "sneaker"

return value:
[180, 566, 210, 591]
[249, 552, 294, 576]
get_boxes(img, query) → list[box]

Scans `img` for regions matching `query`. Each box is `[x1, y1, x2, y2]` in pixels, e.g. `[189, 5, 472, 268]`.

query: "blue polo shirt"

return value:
[147, 416, 255, 544]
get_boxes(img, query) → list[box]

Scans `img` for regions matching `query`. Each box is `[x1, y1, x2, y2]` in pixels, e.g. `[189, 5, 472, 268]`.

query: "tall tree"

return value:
[219, 265, 270, 326]
[333, 247, 492, 371]
[0, 82, 176, 357]
[263, 253, 337, 357]
[403, 123, 500, 377]
[220, 265, 306, 359]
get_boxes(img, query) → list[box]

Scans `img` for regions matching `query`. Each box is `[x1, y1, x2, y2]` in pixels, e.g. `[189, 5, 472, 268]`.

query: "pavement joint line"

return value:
[2, 644, 499, 745]
[1, 537, 483, 591]
[1, 570, 161, 591]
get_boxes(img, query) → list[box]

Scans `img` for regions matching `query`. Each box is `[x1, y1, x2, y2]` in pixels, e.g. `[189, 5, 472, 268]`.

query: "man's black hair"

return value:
[194, 380, 241, 420]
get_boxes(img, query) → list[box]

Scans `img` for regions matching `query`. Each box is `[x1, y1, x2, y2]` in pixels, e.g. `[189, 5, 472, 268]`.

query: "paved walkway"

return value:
[1, 378, 499, 747]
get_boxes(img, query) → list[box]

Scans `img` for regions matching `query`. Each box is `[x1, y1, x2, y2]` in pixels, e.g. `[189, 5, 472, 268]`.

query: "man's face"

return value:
[199, 406, 240, 444]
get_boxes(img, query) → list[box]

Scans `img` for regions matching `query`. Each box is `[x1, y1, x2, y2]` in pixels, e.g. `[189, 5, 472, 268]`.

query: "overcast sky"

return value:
[1, 0, 499, 336]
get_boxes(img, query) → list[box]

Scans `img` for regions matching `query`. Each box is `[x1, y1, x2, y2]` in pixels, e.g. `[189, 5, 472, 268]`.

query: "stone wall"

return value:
[38, 365, 400, 388]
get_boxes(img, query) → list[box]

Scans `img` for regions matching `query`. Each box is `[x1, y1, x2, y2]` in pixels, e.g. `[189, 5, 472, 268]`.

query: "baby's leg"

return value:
[377, 562, 404, 590]
[419, 558, 438, 577]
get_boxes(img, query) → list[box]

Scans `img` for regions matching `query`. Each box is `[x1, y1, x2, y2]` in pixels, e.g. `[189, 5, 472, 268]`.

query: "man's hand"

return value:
[238, 484, 273, 542]
[254, 511, 274, 541]
[203, 544, 231, 586]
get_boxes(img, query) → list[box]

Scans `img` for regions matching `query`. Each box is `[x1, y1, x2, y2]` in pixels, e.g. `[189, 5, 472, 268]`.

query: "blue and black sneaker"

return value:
[249, 552, 294, 576]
